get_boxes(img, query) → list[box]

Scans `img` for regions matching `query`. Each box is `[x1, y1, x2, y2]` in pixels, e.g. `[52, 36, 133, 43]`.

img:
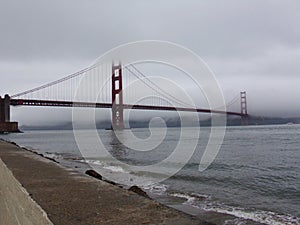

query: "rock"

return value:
[85, 170, 102, 180]
[44, 156, 59, 163]
[10, 141, 17, 146]
[128, 185, 149, 198]
[105, 179, 116, 185]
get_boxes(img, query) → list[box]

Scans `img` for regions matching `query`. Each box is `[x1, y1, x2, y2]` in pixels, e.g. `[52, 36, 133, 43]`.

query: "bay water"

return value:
[2, 125, 299, 225]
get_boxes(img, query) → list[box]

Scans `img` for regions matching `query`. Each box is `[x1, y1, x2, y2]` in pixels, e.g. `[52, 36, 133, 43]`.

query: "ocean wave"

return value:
[143, 183, 168, 195]
[102, 165, 129, 173]
[167, 191, 209, 204]
[169, 193, 196, 203]
[164, 189, 300, 225]
[81, 159, 103, 166]
[80, 159, 130, 174]
[43, 152, 62, 159]
[203, 204, 300, 225]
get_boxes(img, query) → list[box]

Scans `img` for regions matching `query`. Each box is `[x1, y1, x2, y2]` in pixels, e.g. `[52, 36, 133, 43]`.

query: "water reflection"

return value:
[108, 130, 128, 159]
[105, 128, 179, 166]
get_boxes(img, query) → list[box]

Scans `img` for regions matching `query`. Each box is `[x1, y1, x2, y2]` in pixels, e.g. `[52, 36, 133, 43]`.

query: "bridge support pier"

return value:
[241, 115, 249, 126]
[0, 95, 19, 133]
[111, 63, 124, 130]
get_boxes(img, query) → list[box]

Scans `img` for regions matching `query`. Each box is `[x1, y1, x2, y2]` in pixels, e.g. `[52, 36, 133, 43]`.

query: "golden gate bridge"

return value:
[0, 62, 248, 132]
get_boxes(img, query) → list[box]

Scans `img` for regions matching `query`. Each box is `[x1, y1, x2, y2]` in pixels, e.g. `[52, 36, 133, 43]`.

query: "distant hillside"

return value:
[20, 116, 300, 131]
[20, 118, 181, 130]
[229, 116, 300, 126]
[200, 116, 300, 126]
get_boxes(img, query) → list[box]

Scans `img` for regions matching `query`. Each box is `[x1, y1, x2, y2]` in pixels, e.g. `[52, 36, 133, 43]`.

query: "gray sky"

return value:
[1, 0, 300, 124]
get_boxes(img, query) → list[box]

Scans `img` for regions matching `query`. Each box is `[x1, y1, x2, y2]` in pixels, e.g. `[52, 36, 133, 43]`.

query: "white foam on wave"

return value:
[102, 165, 129, 173]
[44, 152, 61, 159]
[91, 160, 103, 166]
[203, 204, 300, 225]
[81, 159, 130, 174]
[143, 183, 168, 195]
[170, 193, 196, 203]
[81, 159, 103, 166]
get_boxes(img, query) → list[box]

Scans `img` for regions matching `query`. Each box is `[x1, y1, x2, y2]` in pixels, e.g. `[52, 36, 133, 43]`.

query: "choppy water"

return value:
[2, 125, 300, 225]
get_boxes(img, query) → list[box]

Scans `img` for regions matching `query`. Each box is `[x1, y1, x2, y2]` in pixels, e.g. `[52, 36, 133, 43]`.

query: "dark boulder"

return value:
[128, 185, 149, 198]
[85, 170, 102, 180]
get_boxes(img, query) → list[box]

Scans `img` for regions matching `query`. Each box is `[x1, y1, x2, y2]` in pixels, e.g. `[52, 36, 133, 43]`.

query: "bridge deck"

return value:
[10, 99, 244, 117]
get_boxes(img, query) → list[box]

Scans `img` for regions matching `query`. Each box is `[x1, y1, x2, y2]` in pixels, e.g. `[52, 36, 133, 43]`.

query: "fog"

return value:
[1, 0, 300, 125]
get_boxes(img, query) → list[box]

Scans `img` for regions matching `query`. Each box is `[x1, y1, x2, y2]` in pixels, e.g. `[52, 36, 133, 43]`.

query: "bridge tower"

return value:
[111, 62, 124, 130]
[0, 94, 10, 123]
[0, 94, 19, 133]
[240, 91, 248, 125]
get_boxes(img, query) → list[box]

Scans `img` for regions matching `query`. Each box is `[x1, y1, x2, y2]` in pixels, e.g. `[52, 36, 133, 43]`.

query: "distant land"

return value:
[20, 116, 300, 131]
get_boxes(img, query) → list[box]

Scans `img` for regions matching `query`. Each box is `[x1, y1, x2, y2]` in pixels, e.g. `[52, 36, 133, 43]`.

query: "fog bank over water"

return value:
[1, 0, 300, 123]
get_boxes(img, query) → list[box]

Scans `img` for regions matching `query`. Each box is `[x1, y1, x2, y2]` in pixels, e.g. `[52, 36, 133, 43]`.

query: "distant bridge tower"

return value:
[111, 62, 124, 129]
[240, 91, 248, 125]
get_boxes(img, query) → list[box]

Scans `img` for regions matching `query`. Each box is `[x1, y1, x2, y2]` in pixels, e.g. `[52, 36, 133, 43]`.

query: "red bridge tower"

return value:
[111, 63, 124, 129]
[0, 94, 19, 133]
[240, 91, 248, 125]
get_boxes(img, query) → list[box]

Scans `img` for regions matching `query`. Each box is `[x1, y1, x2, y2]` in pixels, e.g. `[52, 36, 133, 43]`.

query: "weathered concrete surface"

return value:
[0, 158, 53, 225]
[0, 140, 206, 225]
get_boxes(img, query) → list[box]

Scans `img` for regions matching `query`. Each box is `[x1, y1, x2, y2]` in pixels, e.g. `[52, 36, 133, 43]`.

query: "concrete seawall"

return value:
[0, 140, 206, 225]
[0, 157, 53, 225]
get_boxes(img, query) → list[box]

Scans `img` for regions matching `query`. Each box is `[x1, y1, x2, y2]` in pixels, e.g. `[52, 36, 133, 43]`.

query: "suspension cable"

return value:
[126, 64, 195, 108]
[11, 64, 99, 98]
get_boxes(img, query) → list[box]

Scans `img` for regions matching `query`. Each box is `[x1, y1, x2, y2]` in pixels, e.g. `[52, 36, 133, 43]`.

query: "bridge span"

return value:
[0, 63, 248, 132]
[10, 98, 243, 117]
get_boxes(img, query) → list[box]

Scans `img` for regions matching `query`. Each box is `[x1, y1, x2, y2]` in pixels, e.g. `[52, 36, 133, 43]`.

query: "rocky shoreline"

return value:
[0, 139, 213, 225]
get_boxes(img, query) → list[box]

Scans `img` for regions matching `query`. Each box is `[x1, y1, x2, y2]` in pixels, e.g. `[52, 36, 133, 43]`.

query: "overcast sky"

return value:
[1, 0, 300, 124]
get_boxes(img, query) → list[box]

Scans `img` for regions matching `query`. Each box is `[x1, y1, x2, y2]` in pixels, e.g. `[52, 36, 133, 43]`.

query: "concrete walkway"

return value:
[0, 157, 53, 225]
[0, 140, 207, 225]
